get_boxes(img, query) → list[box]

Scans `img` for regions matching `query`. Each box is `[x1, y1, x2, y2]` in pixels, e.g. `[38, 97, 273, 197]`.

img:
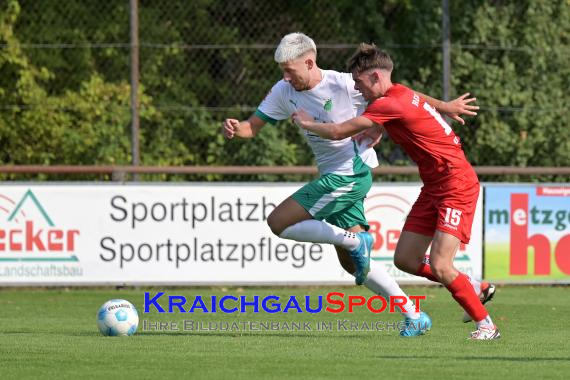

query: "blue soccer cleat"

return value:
[400, 311, 432, 337]
[350, 231, 373, 285]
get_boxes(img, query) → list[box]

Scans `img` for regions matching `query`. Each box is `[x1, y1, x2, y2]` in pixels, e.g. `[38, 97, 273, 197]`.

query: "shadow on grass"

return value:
[1, 330, 393, 339]
[373, 354, 570, 362]
[137, 331, 390, 339]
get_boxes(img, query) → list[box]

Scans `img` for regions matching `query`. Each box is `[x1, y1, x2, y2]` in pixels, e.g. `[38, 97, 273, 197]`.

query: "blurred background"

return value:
[1, 0, 569, 181]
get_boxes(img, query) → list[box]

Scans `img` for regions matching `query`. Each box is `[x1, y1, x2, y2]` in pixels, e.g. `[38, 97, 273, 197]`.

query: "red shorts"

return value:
[403, 175, 480, 244]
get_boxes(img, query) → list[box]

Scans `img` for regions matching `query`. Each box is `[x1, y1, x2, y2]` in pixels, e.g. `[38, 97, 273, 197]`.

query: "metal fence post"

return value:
[442, 0, 451, 103]
[130, 0, 140, 181]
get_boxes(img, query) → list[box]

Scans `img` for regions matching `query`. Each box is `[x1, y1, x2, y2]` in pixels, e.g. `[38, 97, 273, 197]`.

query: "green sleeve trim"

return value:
[255, 109, 278, 125]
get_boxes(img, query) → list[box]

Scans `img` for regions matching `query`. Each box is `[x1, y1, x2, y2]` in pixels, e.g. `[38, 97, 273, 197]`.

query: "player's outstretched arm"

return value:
[222, 115, 266, 139]
[353, 124, 385, 148]
[416, 91, 479, 125]
[292, 109, 375, 140]
[442, 93, 479, 124]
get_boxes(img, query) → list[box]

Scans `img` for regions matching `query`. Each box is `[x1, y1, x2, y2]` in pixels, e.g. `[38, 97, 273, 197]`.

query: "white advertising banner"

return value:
[0, 184, 482, 285]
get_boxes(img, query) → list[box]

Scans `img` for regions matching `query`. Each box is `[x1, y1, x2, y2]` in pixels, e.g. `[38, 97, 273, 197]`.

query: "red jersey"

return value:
[362, 84, 476, 186]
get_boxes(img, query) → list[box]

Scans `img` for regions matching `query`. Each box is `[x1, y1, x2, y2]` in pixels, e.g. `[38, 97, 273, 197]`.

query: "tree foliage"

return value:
[1, 0, 568, 181]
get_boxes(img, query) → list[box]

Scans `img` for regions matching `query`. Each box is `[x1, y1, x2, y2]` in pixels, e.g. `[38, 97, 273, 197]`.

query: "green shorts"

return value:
[292, 170, 372, 230]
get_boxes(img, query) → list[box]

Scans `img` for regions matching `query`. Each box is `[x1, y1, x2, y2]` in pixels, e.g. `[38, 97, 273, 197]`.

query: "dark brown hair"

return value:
[346, 43, 393, 75]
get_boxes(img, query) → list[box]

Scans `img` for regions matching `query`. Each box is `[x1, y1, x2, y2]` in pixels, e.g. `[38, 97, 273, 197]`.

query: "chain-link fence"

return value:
[13, 1, 130, 95]
[2, 0, 569, 180]
[10, 0, 443, 116]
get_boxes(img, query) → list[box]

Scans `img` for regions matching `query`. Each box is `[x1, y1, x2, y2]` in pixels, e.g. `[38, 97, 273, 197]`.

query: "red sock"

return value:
[416, 262, 439, 283]
[446, 273, 488, 322]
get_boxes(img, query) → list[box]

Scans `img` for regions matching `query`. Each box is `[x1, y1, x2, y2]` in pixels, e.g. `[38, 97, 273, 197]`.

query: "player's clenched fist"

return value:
[222, 118, 240, 139]
[291, 109, 313, 129]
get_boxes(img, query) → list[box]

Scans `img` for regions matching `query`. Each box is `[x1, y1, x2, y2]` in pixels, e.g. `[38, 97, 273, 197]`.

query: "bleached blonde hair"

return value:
[274, 32, 317, 63]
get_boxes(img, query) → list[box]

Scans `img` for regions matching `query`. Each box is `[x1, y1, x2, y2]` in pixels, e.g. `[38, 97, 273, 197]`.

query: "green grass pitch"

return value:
[1, 286, 569, 379]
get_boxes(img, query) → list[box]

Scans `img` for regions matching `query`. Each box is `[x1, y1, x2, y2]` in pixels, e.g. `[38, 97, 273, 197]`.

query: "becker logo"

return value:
[0, 190, 80, 261]
[365, 192, 467, 261]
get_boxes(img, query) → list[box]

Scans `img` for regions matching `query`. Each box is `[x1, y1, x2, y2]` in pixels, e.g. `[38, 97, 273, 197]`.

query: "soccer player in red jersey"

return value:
[292, 43, 500, 340]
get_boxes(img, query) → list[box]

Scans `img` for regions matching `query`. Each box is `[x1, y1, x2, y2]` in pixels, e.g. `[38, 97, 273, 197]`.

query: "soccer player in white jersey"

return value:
[223, 32, 477, 336]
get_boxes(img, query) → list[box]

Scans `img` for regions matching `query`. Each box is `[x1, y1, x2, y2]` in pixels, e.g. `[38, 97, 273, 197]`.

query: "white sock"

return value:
[364, 261, 421, 319]
[279, 220, 360, 250]
[467, 275, 482, 295]
[476, 315, 494, 328]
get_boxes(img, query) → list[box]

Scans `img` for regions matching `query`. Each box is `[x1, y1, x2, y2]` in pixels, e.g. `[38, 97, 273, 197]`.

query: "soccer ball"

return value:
[97, 299, 139, 337]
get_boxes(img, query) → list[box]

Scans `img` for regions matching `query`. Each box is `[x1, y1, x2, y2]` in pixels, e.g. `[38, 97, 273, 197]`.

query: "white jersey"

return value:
[255, 70, 379, 176]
